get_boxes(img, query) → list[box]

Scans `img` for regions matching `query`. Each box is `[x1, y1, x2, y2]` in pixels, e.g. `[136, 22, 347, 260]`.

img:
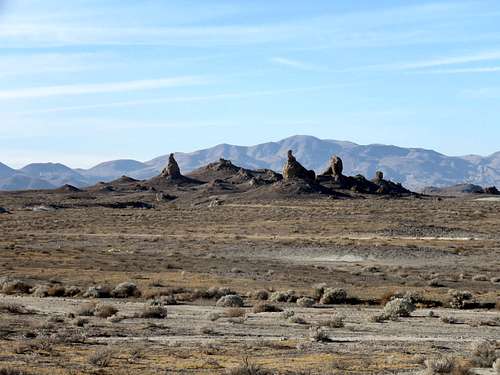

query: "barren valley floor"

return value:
[0, 193, 499, 374]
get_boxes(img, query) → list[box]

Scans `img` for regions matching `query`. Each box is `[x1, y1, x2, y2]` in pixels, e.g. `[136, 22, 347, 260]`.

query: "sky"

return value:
[1, 0, 500, 168]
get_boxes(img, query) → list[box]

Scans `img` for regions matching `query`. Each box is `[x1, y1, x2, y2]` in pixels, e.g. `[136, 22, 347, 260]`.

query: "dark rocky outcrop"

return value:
[483, 186, 499, 195]
[161, 153, 182, 179]
[282, 150, 316, 183]
[321, 155, 344, 181]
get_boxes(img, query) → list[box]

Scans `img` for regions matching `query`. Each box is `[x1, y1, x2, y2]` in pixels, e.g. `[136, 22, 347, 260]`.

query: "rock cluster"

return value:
[484, 186, 500, 195]
[322, 155, 344, 181]
[282, 150, 316, 183]
[161, 153, 182, 178]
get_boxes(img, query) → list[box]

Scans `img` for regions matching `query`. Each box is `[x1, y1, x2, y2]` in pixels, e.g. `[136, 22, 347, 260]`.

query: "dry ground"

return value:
[0, 192, 499, 374]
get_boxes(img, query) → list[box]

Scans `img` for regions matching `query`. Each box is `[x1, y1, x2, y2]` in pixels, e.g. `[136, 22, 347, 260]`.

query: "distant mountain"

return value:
[77, 159, 148, 181]
[0, 162, 17, 179]
[0, 174, 55, 190]
[20, 162, 89, 188]
[1, 135, 500, 191]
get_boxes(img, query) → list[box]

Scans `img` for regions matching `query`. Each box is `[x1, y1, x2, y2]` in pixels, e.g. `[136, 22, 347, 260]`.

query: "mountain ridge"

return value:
[1, 135, 499, 191]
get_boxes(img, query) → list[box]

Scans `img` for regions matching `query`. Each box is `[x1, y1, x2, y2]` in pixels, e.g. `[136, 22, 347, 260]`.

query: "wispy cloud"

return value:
[270, 57, 325, 72]
[0, 76, 209, 100]
[11, 84, 351, 115]
[421, 66, 500, 74]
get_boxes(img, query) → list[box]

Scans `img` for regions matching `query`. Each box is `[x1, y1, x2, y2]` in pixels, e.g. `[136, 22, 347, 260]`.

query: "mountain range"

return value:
[1, 135, 499, 192]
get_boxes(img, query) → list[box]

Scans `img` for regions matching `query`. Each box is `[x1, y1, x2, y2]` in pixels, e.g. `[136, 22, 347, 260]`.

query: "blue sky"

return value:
[1, 0, 500, 168]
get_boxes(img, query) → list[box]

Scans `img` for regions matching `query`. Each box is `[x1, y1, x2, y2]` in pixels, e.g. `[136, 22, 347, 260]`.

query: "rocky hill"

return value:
[1, 135, 499, 191]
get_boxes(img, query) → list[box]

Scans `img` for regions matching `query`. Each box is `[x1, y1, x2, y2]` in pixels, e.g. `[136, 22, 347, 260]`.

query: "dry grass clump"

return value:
[1, 279, 31, 295]
[252, 303, 282, 313]
[84, 285, 112, 298]
[423, 356, 465, 374]
[88, 348, 113, 367]
[0, 303, 32, 315]
[224, 308, 246, 318]
[296, 297, 315, 308]
[309, 327, 331, 343]
[226, 358, 273, 375]
[319, 288, 347, 305]
[269, 290, 297, 303]
[383, 297, 416, 319]
[206, 312, 221, 321]
[94, 304, 118, 318]
[253, 290, 269, 300]
[440, 316, 458, 324]
[194, 286, 236, 300]
[288, 315, 307, 324]
[448, 290, 475, 309]
[321, 315, 345, 328]
[111, 282, 141, 298]
[216, 294, 244, 307]
[471, 340, 497, 368]
[0, 368, 37, 375]
[137, 305, 168, 319]
[472, 274, 488, 282]
[75, 302, 97, 316]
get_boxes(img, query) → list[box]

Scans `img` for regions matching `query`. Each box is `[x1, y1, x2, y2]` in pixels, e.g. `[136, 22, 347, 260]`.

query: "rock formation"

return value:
[484, 186, 500, 195]
[321, 155, 344, 181]
[282, 150, 316, 183]
[161, 153, 181, 178]
[374, 171, 384, 182]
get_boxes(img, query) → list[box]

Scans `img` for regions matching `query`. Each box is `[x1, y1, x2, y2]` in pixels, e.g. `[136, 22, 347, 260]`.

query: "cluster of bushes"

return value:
[424, 339, 499, 374]
[0, 277, 142, 299]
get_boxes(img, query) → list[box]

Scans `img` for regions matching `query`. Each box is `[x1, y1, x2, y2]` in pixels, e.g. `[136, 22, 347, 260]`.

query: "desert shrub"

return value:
[149, 295, 177, 306]
[224, 308, 246, 318]
[216, 294, 244, 307]
[269, 291, 289, 303]
[319, 288, 347, 305]
[64, 286, 81, 297]
[280, 309, 295, 319]
[312, 283, 327, 300]
[0, 368, 37, 375]
[321, 315, 345, 328]
[73, 317, 88, 327]
[289, 315, 307, 324]
[296, 297, 315, 308]
[424, 356, 455, 374]
[89, 348, 113, 367]
[1, 279, 31, 295]
[252, 303, 282, 313]
[369, 313, 387, 323]
[253, 290, 269, 300]
[195, 286, 236, 300]
[226, 358, 273, 375]
[472, 274, 488, 282]
[75, 302, 96, 316]
[440, 316, 458, 324]
[84, 285, 111, 298]
[47, 285, 66, 297]
[30, 285, 49, 297]
[448, 290, 475, 309]
[428, 279, 443, 287]
[206, 312, 221, 321]
[94, 304, 118, 318]
[309, 327, 330, 342]
[383, 298, 415, 319]
[471, 340, 497, 368]
[0, 303, 31, 315]
[111, 282, 141, 298]
[138, 306, 167, 319]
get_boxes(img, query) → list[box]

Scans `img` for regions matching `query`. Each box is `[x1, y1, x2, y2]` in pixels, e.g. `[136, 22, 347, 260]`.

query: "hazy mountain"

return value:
[1, 135, 499, 191]
[77, 159, 148, 181]
[20, 163, 89, 188]
[0, 162, 17, 179]
[0, 174, 55, 191]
